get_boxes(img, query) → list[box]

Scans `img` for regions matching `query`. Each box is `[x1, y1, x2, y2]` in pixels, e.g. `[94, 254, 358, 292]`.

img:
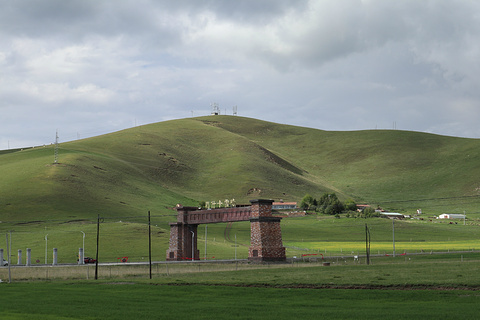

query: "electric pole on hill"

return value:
[54, 129, 59, 164]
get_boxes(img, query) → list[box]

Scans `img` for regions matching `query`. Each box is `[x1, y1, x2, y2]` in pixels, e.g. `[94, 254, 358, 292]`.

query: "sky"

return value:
[1, 0, 480, 149]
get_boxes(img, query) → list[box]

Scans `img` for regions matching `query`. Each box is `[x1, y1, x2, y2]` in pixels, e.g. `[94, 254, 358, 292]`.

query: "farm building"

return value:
[272, 201, 297, 210]
[437, 214, 466, 219]
[379, 212, 405, 219]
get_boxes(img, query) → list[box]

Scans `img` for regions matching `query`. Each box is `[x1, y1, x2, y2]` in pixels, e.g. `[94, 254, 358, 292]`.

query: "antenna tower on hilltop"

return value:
[211, 102, 220, 115]
[54, 129, 59, 164]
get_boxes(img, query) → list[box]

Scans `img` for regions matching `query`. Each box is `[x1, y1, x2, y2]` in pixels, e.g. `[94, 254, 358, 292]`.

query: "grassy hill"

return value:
[1, 115, 479, 223]
[2, 115, 480, 263]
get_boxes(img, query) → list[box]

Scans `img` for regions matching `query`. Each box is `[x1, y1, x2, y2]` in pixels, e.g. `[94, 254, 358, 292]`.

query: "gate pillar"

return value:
[166, 206, 200, 261]
[248, 199, 286, 262]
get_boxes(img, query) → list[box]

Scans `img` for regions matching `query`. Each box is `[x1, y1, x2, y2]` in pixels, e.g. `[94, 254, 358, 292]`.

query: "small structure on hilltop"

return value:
[211, 102, 220, 115]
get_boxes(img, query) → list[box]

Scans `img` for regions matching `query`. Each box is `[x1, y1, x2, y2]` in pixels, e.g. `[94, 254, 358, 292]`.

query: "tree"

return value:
[362, 206, 380, 218]
[324, 198, 344, 215]
[300, 194, 316, 211]
[344, 199, 357, 211]
[318, 193, 344, 215]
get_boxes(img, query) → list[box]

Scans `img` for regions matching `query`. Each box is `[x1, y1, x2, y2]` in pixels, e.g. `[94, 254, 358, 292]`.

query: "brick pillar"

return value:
[166, 222, 183, 261]
[166, 205, 200, 261]
[248, 199, 286, 262]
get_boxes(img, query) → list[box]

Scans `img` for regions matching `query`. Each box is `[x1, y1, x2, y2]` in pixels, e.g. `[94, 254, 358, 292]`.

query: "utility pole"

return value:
[148, 211, 152, 279]
[81, 231, 85, 264]
[365, 224, 370, 265]
[95, 214, 100, 280]
[6, 233, 11, 283]
[45, 234, 48, 264]
[392, 219, 396, 257]
[9, 230, 12, 265]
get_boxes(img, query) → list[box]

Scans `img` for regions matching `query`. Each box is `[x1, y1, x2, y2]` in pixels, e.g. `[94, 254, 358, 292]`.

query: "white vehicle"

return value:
[1, 259, 7, 266]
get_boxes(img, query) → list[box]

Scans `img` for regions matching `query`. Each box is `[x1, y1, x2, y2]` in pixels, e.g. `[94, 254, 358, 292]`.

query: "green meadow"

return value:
[0, 283, 479, 320]
[2, 258, 480, 319]
[1, 283, 478, 320]
[1, 215, 479, 264]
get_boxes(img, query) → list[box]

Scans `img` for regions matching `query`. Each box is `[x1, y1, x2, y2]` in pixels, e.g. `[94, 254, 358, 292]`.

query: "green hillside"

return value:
[1, 115, 479, 223]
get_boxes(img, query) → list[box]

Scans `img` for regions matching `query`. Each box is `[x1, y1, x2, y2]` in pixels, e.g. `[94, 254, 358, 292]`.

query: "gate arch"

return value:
[166, 199, 286, 262]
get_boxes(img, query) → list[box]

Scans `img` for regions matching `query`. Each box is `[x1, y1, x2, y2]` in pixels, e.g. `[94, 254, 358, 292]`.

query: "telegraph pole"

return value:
[148, 211, 152, 279]
[365, 224, 370, 265]
[45, 234, 48, 264]
[95, 214, 100, 280]
[392, 219, 396, 257]
[6, 233, 11, 283]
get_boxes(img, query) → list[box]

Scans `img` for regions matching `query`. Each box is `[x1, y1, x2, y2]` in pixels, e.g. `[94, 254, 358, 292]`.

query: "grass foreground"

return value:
[1, 282, 479, 320]
[1, 255, 480, 319]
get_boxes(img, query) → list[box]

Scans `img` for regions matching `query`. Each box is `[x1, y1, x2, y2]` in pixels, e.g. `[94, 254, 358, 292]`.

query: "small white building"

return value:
[437, 214, 466, 220]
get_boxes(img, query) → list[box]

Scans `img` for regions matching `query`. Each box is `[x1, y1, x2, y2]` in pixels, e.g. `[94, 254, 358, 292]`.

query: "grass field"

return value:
[1, 214, 479, 264]
[1, 283, 479, 320]
[2, 252, 480, 282]
[2, 257, 480, 319]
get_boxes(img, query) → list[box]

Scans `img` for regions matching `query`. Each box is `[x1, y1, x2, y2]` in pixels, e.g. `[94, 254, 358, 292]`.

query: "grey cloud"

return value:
[2, 0, 480, 149]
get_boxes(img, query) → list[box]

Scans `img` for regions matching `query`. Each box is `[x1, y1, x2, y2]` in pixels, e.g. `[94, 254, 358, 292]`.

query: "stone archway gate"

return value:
[166, 199, 286, 262]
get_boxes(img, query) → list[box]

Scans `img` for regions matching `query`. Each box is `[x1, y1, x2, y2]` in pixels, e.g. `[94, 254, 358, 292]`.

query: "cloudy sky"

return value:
[1, 0, 480, 149]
